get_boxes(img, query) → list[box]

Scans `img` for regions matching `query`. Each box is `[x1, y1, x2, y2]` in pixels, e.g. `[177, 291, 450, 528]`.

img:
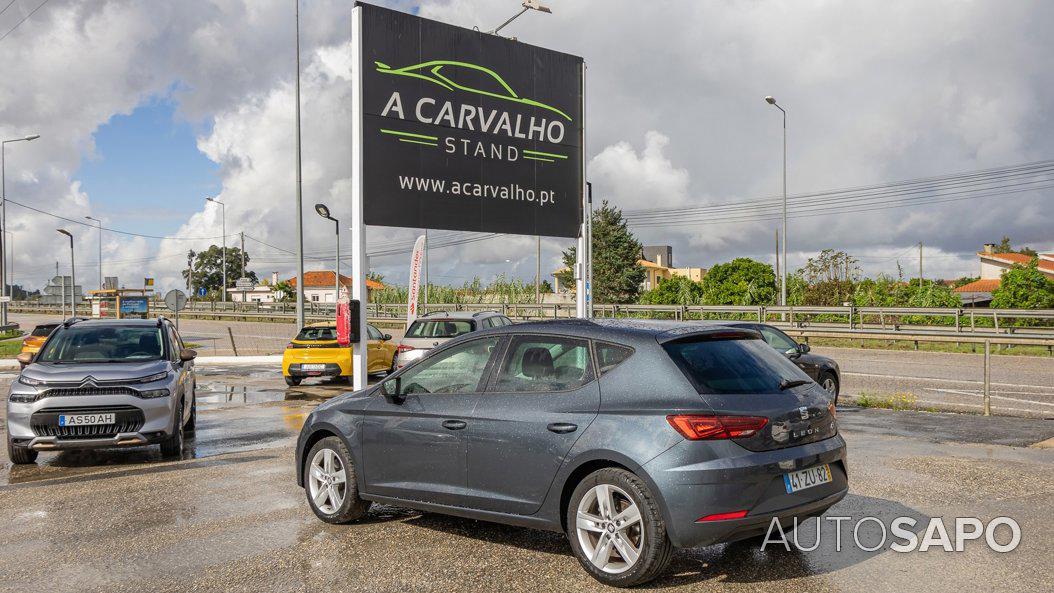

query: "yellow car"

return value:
[21, 322, 60, 355]
[282, 322, 397, 386]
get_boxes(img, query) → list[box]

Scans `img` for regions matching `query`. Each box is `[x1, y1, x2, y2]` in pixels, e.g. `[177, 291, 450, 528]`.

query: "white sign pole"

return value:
[575, 61, 589, 319]
[407, 235, 426, 326]
[351, 5, 368, 390]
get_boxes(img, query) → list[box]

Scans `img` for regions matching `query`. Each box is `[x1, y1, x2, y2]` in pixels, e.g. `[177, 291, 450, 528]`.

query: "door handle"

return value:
[547, 422, 578, 434]
[442, 419, 467, 431]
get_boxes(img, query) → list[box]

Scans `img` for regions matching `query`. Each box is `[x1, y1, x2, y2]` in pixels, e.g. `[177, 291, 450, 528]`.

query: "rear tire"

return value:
[159, 404, 184, 458]
[285, 376, 302, 387]
[566, 468, 674, 587]
[304, 436, 370, 524]
[7, 438, 37, 465]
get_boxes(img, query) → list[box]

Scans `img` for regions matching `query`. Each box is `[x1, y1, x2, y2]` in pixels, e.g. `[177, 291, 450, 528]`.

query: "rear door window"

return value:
[663, 334, 811, 394]
[594, 342, 634, 375]
[490, 335, 595, 392]
[405, 319, 475, 338]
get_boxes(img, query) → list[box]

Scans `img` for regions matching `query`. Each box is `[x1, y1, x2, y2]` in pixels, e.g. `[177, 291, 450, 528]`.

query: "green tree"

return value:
[558, 201, 645, 304]
[700, 258, 777, 305]
[638, 275, 705, 305]
[990, 260, 1054, 309]
[994, 236, 1038, 257]
[181, 245, 258, 297]
[798, 249, 859, 306]
[272, 280, 294, 302]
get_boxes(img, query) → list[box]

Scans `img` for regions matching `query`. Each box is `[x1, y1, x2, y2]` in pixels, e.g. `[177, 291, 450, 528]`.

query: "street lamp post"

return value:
[57, 229, 75, 317]
[294, 0, 306, 330]
[206, 197, 226, 302]
[85, 216, 103, 290]
[764, 96, 787, 308]
[315, 204, 340, 307]
[1, 133, 40, 325]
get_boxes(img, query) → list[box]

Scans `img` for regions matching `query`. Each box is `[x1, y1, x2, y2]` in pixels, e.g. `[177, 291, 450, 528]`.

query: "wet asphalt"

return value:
[1, 365, 1053, 592]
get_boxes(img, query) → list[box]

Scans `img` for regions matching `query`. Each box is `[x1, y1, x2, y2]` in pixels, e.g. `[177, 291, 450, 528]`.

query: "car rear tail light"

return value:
[696, 510, 748, 522]
[666, 415, 768, 440]
[396, 344, 416, 353]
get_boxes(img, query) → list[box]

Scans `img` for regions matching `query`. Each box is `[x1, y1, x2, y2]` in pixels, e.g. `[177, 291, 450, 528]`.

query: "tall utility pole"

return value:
[918, 242, 923, 285]
[293, 0, 306, 330]
[206, 197, 226, 301]
[240, 231, 246, 277]
[774, 229, 780, 287]
[535, 235, 541, 304]
[85, 216, 103, 289]
[57, 229, 75, 316]
[1, 133, 40, 325]
[765, 97, 787, 307]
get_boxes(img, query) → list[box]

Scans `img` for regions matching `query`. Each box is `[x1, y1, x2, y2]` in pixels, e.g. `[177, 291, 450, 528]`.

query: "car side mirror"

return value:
[382, 334, 392, 341]
[381, 377, 404, 402]
[797, 343, 811, 354]
[179, 348, 198, 362]
[16, 352, 33, 366]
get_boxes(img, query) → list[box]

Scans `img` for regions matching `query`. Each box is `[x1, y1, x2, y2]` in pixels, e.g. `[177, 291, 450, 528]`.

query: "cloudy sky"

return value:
[0, 0, 1051, 294]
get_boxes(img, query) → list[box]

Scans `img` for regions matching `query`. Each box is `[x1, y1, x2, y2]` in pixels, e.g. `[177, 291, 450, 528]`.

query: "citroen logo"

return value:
[80, 376, 98, 388]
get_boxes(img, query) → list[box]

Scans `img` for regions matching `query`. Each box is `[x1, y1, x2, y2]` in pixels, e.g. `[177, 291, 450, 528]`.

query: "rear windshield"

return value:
[296, 327, 337, 341]
[405, 319, 475, 339]
[31, 325, 58, 337]
[663, 335, 811, 394]
[37, 325, 166, 363]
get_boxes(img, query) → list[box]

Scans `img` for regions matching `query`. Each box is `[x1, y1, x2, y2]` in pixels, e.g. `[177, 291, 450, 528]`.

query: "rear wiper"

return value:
[778, 378, 811, 390]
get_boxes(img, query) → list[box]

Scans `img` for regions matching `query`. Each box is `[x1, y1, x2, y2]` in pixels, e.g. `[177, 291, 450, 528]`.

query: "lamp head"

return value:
[57, 228, 72, 239]
[764, 96, 776, 105]
[314, 203, 332, 219]
[24, 134, 40, 141]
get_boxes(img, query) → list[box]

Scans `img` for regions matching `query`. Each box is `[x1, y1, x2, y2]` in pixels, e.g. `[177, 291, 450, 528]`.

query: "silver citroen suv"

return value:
[6, 317, 197, 464]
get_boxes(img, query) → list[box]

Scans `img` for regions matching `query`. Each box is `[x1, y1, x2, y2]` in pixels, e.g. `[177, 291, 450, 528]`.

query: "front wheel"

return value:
[304, 437, 371, 523]
[566, 468, 674, 587]
[819, 371, 839, 402]
[7, 437, 37, 464]
[159, 404, 184, 458]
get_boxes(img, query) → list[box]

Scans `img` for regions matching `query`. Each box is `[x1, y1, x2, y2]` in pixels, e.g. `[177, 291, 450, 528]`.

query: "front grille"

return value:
[20, 386, 141, 404]
[31, 405, 145, 440]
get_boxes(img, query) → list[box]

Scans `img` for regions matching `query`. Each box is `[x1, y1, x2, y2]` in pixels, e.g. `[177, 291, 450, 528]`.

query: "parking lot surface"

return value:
[1, 364, 1052, 592]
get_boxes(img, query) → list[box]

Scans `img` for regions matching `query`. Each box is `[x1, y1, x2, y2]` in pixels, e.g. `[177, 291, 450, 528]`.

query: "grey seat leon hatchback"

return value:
[295, 319, 847, 587]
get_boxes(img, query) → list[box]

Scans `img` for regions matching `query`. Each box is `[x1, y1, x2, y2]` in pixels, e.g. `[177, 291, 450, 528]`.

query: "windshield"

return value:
[295, 327, 337, 341]
[31, 325, 58, 337]
[405, 319, 475, 339]
[36, 325, 166, 363]
[663, 335, 811, 394]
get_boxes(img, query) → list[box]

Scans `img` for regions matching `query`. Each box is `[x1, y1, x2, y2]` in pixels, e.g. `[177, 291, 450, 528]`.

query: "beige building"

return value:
[552, 245, 706, 293]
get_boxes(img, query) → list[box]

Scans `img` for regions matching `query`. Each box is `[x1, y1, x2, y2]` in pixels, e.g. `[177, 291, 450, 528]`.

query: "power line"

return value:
[5, 197, 227, 241]
[0, 0, 51, 44]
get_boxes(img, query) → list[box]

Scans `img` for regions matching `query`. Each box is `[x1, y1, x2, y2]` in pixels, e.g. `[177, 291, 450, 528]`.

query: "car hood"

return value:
[22, 359, 172, 383]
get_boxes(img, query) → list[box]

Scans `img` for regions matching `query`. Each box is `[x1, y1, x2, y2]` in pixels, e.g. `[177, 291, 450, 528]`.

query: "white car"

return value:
[395, 311, 512, 369]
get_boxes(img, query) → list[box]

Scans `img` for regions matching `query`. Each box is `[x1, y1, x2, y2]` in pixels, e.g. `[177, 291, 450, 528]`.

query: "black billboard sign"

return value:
[359, 3, 584, 238]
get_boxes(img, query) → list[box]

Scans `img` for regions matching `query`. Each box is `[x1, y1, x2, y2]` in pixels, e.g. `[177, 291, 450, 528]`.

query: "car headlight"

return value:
[136, 371, 170, 384]
[138, 388, 171, 399]
[17, 375, 44, 387]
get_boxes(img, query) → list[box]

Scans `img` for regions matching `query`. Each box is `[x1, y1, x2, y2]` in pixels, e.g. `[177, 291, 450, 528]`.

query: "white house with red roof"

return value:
[228, 271, 385, 303]
[954, 244, 1054, 305]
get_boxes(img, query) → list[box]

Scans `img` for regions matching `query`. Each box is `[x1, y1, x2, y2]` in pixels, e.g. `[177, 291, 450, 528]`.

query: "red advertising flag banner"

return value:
[407, 235, 426, 326]
[336, 285, 351, 346]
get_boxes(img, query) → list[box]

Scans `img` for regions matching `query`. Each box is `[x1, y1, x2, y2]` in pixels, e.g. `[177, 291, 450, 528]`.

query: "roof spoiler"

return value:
[655, 325, 761, 344]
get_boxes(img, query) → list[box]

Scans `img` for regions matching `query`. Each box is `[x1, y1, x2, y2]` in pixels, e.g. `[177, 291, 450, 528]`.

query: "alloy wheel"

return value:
[822, 377, 837, 395]
[576, 483, 644, 574]
[308, 447, 347, 514]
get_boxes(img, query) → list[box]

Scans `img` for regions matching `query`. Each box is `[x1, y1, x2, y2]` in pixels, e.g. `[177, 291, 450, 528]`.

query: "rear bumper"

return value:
[285, 363, 346, 378]
[645, 434, 848, 548]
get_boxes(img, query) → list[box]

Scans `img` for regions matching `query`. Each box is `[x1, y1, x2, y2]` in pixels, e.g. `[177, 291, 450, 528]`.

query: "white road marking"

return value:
[843, 371, 1052, 391]
[921, 387, 1054, 407]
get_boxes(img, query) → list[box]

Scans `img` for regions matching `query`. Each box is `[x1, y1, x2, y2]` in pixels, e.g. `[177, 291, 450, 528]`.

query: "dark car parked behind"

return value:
[724, 322, 840, 402]
[295, 319, 846, 587]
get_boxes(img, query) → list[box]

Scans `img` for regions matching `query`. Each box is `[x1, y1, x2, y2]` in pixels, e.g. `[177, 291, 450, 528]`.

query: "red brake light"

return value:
[396, 344, 416, 353]
[666, 415, 768, 440]
[697, 510, 748, 522]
